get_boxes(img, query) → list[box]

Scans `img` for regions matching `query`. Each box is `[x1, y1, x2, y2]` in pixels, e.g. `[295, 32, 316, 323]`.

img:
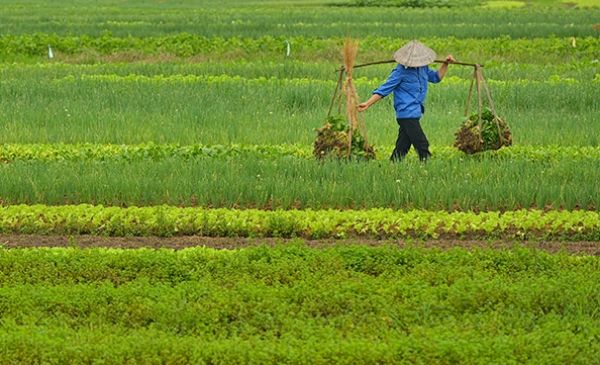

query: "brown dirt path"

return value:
[0, 234, 598, 255]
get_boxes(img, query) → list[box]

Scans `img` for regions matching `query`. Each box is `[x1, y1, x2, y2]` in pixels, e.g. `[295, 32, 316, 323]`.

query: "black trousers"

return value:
[390, 118, 431, 161]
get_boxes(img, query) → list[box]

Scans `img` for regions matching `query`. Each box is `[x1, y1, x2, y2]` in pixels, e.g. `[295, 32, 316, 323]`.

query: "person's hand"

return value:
[445, 54, 456, 64]
[357, 102, 369, 112]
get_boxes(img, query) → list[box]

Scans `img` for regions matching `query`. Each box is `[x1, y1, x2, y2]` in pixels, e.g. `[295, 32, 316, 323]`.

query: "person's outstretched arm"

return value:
[437, 54, 456, 80]
[358, 66, 402, 112]
[358, 94, 382, 112]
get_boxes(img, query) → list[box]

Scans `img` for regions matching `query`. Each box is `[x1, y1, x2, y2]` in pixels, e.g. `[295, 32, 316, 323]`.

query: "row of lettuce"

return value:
[0, 204, 598, 240]
[1, 143, 599, 162]
[1, 34, 597, 60]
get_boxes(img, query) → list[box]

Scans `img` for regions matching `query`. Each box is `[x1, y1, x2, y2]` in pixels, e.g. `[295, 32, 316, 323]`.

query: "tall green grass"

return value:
[0, 245, 598, 364]
[1, 157, 598, 210]
[1, 68, 598, 146]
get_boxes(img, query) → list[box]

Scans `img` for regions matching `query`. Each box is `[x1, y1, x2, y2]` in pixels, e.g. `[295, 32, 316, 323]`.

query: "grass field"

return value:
[1, 0, 599, 362]
[1, 158, 599, 210]
[1, 0, 598, 37]
[1, 62, 599, 146]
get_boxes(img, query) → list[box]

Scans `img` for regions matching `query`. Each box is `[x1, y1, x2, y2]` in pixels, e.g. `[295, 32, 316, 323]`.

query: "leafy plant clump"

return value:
[454, 108, 512, 154]
[314, 115, 375, 160]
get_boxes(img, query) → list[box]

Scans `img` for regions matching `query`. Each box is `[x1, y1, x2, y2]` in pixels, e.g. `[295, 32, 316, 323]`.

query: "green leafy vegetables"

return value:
[455, 108, 512, 154]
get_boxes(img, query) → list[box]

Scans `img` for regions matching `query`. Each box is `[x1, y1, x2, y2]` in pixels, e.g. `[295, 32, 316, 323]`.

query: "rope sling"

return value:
[322, 40, 372, 159]
[465, 64, 505, 145]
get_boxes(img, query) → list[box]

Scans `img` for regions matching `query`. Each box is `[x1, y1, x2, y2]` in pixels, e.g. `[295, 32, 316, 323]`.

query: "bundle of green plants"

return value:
[314, 115, 375, 160]
[454, 108, 512, 154]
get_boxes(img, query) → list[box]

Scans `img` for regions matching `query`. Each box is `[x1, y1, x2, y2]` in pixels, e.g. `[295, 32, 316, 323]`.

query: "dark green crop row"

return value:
[1, 1, 597, 38]
[0, 245, 599, 364]
[2, 157, 598, 210]
[1, 34, 597, 63]
[1, 143, 599, 162]
[0, 204, 598, 240]
[2, 58, 597, 82]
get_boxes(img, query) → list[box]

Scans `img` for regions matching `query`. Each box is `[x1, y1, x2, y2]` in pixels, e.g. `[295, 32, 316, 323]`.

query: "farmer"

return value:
[358, 40, 455, 161]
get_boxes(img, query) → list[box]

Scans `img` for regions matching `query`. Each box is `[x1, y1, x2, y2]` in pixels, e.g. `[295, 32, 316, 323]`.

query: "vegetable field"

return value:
[1, 0, 599, 363]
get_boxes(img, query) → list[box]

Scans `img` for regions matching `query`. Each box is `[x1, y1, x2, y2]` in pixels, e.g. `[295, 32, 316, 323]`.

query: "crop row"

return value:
[0, 245, 598, 364]
[0, 143, 311, 161]
[3, 157, 599, 210]
[3, 60, 597, 82]
[49, 73, 595, 87]
[1, 4, 597, 39]
[3, 55, 597, 147]
[1, 205, 598, 240]
[2, 143, 599, 162]
[1, 34, 597, 61]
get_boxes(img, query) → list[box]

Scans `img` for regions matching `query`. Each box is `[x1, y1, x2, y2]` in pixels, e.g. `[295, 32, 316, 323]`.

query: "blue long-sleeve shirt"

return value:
[372, 64, 441, 119]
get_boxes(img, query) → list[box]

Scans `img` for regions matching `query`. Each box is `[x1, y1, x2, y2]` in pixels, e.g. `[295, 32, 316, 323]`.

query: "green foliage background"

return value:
[0, 245, 599, 364]
[1, 1, 599, 362]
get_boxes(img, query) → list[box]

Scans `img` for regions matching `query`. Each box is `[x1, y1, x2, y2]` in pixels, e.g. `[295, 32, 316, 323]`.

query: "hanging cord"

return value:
[345, 68, 355, 157]
[464, 65, 484, 121]
[341, 39, 370, 158]
[327, 68, 344, 118]
[475, 65, 483, 123]
[344, 70, 371, 156]
[480, 70, 505, 145]
[464, 65, 504, 146]
[336, 79, 344, 115]
[329, 65, 371, 157]
[464, 67, 476, 117]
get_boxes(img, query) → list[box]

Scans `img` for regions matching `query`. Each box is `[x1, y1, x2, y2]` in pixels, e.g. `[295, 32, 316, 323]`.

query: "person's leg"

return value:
[402, 118, 431, 161]
[390, 119, 412, 161]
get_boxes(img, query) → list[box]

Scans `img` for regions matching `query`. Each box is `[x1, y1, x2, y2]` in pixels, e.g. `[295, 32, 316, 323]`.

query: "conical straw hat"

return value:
[393, 40, 437, 67]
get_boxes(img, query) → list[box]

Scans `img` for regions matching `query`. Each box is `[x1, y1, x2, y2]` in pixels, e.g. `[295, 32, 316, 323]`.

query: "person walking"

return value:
[358, 40, 455, 161]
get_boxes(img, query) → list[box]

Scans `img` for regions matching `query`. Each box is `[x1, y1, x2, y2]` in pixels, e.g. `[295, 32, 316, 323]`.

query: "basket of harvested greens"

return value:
[315, 38, 375, 161]
[455, 108, 512, 154]
[454, 65, 512, 154]
[314, 114, 375, 160]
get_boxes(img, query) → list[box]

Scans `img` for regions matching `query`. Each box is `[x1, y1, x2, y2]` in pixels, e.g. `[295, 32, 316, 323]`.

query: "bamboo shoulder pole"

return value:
[337, 59, 483, 71]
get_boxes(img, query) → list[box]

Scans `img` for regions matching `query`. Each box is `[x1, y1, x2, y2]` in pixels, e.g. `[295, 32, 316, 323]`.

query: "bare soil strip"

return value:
[0, 235, 598, 255]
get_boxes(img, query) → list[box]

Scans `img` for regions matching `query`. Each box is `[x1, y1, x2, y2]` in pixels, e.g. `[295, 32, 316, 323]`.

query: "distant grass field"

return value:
[0, 1, 598, 37]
